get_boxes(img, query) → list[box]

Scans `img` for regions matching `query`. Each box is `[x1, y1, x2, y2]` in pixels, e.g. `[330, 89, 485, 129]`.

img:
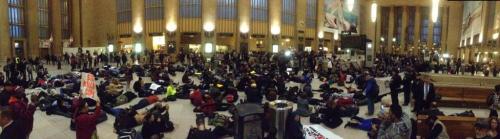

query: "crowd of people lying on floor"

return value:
[1, 50, 499, 139]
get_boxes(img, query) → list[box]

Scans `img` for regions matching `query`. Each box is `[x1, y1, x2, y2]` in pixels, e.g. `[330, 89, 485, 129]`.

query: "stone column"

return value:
[269, 0, 281, 52]
[238, 0, 251, 52]
[202, 0, 216, 57]
[132, 0, 145, 54]
[51, 0, 63, 56]
[0, 0, 11, 61]
[388, 7, 395, 54]
[317, 0, 325, 51]
[27, 0, 40, 58]
[401, 6, 408, 53]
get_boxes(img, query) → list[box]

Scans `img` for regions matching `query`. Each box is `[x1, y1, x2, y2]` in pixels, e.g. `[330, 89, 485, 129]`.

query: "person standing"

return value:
[364, 73, 379, 116]
[413, 75, 436, 113]
[402, 70, 414, 106]
[9, 94, 37, 139]
[122, 53, 128, 66]
[0, 107, 25, 139]
[74, 99, 101, 139]
[389, 70, 402, 105]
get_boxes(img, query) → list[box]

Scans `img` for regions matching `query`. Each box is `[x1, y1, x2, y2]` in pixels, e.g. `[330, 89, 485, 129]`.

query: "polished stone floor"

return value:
[4, 63, 490, 139]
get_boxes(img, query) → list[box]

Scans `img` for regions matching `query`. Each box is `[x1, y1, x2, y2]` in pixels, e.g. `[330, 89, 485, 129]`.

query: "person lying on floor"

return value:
[141, 103, 175, 139]
[344, 116, 381, 132]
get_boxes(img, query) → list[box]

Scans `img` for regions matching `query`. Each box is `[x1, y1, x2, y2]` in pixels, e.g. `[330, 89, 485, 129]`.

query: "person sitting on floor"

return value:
[376, 104, 411, 139]
[285, 112, 305, 139]
[426, 114, 450, 139]
[190, 86, 203, 106]
[488, 118, 500, 139]
[319, 100, 343, 128]
[475, 119, 493, 139]
[187, 118, 215, 139]
[133, 77, 147, 96]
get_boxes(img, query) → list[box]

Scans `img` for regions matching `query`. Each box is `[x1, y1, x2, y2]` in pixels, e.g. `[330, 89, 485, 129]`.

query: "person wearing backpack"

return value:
[364, 73, 379, 116]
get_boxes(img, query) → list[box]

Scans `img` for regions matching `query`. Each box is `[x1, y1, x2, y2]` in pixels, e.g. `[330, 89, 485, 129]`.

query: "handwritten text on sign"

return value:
[80, 73, 98, 100]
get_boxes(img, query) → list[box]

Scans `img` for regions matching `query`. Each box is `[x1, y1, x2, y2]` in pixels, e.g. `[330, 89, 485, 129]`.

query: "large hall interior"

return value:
[0, 0, 499, 139]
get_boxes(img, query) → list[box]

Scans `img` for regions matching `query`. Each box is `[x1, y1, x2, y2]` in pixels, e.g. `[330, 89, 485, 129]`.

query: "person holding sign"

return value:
[74, 98, 101, 139]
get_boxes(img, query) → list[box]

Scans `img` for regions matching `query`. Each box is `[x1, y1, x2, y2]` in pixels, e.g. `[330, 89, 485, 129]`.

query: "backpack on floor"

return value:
[118, 129, 140, 139]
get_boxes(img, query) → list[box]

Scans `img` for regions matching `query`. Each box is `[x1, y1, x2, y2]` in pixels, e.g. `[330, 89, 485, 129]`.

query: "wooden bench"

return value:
[436, 86, 493, 108]
[417, 115, 478, 139]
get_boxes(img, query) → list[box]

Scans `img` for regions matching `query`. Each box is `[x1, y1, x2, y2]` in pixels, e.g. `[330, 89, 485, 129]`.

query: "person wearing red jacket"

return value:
[9, 93, 37, 139]
[74, 98, 101, 139]
[190, 87, 203, 106]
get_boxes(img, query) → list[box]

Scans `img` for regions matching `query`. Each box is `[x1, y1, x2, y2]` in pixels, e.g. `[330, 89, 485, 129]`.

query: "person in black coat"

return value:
[402, 70, 415, 106]
[285, 112, 305, 139]
[389, 70, 402, 105]
[413, 75, 436, 113]
[0, 107, 25, 139]
[245, 83, 262, 104]
[320, 100, 343, 129]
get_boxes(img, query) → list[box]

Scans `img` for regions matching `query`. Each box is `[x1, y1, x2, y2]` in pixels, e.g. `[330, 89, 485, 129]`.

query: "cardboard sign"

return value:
[80, 73, 98, 100]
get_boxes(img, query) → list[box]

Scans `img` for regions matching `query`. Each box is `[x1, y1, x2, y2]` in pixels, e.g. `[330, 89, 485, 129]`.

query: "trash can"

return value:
[234, 103, 264, 139]
[269, 100, 293, 139]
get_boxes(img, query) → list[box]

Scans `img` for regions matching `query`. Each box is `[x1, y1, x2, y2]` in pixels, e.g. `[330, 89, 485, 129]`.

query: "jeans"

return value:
[367, 98, 374, 115]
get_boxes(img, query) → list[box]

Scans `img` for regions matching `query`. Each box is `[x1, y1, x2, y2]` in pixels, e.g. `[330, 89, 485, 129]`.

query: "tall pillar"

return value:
[238, 0, 251, 52]
[414, 7, 421, 55]
[388, 7, 395, 54]
[317, 0, 325, 51]
[427, 9, 434, 51]
[72, 0, 81, 48]
[165, 0, 179, 53]
[441, 7, 449, 54]
[269, 0, 281, 52]
[0, 0, 10, 61]
[51, 0, 63, 56]
[27, 0, 40, 58]
[132, 0, 145, 54]
[202, 0, 216, 57]
[401, 6, 408, 53]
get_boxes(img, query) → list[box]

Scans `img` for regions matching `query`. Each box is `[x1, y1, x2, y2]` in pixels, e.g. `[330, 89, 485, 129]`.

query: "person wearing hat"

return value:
[427, 114, 449, 139]
[413, 74, 436, 113]
[475, 119, 493, 139]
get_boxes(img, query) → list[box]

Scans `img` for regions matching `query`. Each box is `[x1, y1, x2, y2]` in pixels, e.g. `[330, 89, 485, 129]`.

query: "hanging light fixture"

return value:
[431, 0, 439, 23]
[371, 3, 377, 23]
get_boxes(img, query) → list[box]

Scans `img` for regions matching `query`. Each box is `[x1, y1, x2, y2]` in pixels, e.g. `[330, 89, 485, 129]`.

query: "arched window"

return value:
[38, 0, 50, 39]
[281, 0, 295, 25]
[116, 0, 132, 23]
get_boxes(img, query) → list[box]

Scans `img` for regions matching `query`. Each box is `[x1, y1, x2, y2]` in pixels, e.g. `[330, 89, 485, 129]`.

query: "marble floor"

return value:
[3, 63, 491, 139]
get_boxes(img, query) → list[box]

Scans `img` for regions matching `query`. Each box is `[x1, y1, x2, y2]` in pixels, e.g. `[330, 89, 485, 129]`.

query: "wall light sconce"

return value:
[166, 23, 177, 37]
[204, 23, 215, 37]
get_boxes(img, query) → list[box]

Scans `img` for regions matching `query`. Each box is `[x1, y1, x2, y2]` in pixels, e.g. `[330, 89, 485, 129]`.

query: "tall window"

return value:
[380, 7, 390, 45]
[217, 0, 237, 19]
[180, 0, 201, 18]
[38, 0, 50, 39]
[433, 8, 442, 46]
[61, 0, 70, 39]
[117, 0, 132, 23]
[8, 0, 25, 38]
[406, 6, 416, 44]
[281, 0, 295, 25]
[420, 7, 429, 43]
[145, 0, 164, 20]
[393, 7, 402, 45]
[251, 0, 268, 21]
[306, 0, 317, 28]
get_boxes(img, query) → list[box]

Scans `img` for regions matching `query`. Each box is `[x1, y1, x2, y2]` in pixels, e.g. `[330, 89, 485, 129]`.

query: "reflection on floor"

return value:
[19, 64, 490, 139]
